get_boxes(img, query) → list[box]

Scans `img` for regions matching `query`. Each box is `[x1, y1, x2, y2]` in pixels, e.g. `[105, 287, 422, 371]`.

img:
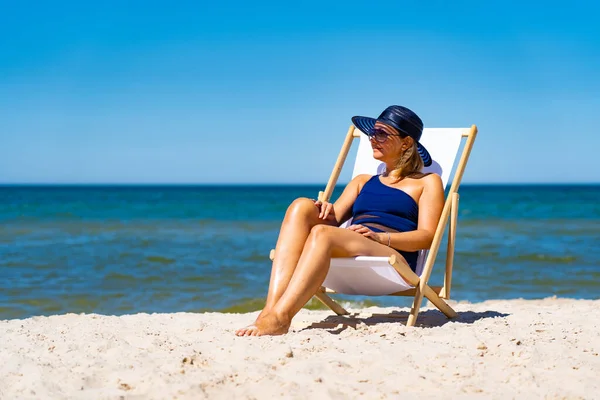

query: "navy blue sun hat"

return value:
[351, 105, 432, 167]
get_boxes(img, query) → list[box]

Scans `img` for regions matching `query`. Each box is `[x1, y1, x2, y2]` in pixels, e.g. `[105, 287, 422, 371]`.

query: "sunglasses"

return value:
[368, 128, 404, 143]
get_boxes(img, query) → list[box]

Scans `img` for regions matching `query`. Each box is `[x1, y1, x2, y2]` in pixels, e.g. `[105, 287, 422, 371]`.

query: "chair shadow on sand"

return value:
[302, 309, 510, 334]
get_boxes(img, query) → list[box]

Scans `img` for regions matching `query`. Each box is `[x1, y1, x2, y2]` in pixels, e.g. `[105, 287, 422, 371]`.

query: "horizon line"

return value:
[1, 182, 599, 187]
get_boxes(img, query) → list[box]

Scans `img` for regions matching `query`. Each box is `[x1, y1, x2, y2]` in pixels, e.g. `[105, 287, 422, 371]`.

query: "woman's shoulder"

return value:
[407, 171, 442, 185]
[352, 174, 375, 183]
[349, 174, 376, 192]
[419, 173, 443, 192]
[404, 172, 443, 196]
[421, 172, 442, 183]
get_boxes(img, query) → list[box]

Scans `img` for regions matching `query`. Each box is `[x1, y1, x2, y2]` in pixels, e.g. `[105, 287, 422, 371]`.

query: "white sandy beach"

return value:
[1, 297, 599, 399]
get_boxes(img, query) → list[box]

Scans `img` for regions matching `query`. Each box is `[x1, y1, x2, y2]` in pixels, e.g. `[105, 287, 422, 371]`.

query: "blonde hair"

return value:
[388, 141, 424, 182]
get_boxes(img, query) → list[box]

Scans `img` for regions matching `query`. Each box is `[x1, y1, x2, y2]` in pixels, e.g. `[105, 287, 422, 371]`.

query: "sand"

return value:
[1, 297, 599, 399]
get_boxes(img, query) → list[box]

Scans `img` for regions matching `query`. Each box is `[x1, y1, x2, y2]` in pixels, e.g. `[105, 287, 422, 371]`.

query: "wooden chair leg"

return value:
[423, 285, 457, 319]
[314, 291, 349, 316]
[407, 285, 425, 327]
[407, 284, 457, 326]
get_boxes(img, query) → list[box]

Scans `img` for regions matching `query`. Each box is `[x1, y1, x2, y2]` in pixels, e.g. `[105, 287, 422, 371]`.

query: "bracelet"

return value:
[387, 232, 391, 247]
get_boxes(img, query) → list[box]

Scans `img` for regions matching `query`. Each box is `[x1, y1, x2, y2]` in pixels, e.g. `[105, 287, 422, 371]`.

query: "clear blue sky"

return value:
[1, 1, 599, 184]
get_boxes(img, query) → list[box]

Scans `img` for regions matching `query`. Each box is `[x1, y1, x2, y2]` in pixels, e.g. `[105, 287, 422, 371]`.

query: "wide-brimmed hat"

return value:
[351, 105, 432, 167]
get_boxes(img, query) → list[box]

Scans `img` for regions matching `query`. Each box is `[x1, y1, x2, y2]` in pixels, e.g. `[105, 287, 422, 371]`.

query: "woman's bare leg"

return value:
[264, 198, 334, 310]
[235, 197, 335, 336]
[252, 225, 410, 336]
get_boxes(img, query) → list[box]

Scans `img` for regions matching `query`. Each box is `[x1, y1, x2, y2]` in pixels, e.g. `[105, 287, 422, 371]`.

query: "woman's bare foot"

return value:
[234, 307, 272, 336]
[253, 311, 290, 336]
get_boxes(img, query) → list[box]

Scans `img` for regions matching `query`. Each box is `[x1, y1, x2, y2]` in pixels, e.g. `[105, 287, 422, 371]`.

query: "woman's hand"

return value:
[313, 199, 336, 221]
[347, 224, 385, 244]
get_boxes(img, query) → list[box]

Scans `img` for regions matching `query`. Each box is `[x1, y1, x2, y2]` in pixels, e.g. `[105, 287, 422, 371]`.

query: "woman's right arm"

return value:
[327, 174, 371, 225]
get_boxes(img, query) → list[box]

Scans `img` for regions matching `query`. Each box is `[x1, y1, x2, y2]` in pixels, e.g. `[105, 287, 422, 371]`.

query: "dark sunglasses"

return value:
[368, 128, 405, 143]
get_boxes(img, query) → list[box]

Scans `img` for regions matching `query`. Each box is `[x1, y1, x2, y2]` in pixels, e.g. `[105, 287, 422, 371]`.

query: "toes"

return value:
[236, 325, 259, 337]
[235, 327, 250, 336]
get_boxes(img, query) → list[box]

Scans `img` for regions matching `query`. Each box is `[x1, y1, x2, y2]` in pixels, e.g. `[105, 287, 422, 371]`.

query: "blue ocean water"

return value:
[0, 185, 599, 320]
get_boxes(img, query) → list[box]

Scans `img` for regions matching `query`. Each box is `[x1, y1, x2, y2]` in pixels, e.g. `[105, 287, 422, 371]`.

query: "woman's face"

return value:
[370, 122, 412, 162]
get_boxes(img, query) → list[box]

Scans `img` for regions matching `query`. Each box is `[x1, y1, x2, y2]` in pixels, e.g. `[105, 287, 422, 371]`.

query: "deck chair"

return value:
[269, 124, 477, 326]
[314, 124, 477, 326]
[270, 125, 477, 326]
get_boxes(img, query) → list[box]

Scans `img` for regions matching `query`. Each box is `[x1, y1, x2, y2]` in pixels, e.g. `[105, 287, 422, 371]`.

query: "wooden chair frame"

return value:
[270, 124, 477, 327]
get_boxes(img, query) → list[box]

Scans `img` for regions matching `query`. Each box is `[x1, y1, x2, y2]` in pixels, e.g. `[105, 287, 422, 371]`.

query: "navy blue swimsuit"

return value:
[351, 175, 419, 272]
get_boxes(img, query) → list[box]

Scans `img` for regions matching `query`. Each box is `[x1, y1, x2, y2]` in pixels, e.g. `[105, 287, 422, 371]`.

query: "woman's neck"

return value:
[382, 162, 396, 176]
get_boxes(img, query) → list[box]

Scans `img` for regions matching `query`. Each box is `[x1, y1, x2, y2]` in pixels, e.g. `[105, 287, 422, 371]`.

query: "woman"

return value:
[235, 105, 445, 336]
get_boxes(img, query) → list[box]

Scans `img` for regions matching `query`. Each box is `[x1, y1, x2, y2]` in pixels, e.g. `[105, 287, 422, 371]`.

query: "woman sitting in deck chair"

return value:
[236, 105, 445, 336]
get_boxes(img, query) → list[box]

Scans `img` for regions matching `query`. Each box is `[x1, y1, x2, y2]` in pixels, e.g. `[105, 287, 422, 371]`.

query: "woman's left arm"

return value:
[387, 174, 445, 251]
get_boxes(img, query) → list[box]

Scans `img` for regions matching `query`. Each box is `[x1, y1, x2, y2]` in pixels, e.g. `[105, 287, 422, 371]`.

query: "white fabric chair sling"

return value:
[312, 124, 478, 326]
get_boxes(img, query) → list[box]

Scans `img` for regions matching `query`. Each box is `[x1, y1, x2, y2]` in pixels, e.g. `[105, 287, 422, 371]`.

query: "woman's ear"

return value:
[401, 137, 410, 151]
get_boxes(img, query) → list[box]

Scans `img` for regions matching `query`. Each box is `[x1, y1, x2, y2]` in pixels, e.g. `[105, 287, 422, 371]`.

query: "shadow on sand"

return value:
[302, 309, 510, 334]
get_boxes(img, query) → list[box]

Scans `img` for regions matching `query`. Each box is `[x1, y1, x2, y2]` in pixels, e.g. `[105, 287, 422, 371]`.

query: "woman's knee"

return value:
[308, 224, 335, 247]
[286, 197, 317, 219]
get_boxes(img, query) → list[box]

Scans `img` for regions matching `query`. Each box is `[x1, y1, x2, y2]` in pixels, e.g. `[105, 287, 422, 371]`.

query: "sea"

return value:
[1, 185, 599, 320]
